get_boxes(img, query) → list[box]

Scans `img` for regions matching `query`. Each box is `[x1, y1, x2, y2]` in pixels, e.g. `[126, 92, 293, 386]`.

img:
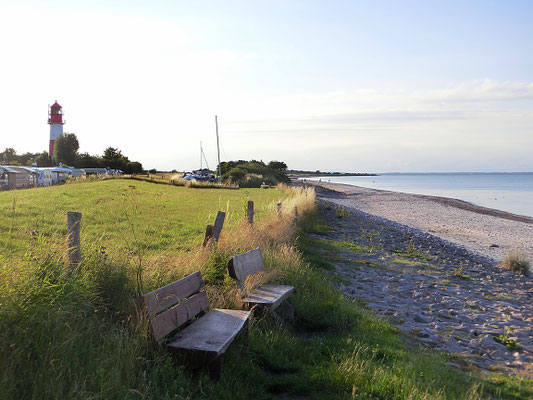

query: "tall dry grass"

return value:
[141, 185, 316, 308]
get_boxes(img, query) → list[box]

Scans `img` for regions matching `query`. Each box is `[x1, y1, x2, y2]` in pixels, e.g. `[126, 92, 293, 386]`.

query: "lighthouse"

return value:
[48, 101, 64, 156]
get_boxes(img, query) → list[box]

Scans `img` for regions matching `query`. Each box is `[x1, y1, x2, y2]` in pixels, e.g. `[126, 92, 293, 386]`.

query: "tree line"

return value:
[1, 132, 143, 173]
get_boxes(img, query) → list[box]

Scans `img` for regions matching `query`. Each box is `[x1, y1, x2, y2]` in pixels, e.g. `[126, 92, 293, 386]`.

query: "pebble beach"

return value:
[308, 181, 533, 263]
[302, 180, 533, 376]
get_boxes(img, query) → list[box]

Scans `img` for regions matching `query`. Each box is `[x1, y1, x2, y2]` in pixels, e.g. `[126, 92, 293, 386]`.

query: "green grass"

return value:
[1, 181, 532, 399]
[0, 179, 287, 260]
[332, 240, 372, 254]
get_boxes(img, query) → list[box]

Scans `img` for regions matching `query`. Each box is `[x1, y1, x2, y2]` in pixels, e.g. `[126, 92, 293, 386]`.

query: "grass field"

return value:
[0, 179, 531, 399]
[0, 178, 288, 258]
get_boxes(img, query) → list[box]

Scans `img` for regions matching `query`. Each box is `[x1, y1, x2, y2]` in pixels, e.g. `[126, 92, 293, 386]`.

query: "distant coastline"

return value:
[288, 170, 377, 177]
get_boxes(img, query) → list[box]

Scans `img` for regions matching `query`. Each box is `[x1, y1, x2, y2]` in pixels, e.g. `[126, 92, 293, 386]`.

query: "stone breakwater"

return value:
[310, 184, 532, 376]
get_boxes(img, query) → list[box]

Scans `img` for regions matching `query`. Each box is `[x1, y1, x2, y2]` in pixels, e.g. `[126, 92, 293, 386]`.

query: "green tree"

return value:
[75, 152, 103, 168]
[34, 152, 53, 167]
[268, 161, 288, 173]
[19, 152, 38, 166]
[102, 147, 127, 170]
[103, 147, 123, 161]
[1, 148, 17, 164]
[53, 133, 79, 165]
[102, 147, 143, 173]
[127, 161, 143, 174]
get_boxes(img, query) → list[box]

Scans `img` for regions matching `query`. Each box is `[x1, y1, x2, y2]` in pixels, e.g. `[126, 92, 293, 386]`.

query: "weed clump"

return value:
[493, 326, 519, 350]
[334, 205, 348, 218]
[501, 251, 530, 276]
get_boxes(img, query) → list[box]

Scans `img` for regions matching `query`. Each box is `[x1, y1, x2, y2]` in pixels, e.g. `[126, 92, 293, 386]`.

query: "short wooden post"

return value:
[203, 224, 214, 247]
[203, 212, 226, 248]
[246, 201, 254, 224]
[67, 211, 82, 270]
[294, 206, 299, 220]
[277, 202, 282, 218]
[212, 211, 225, 242]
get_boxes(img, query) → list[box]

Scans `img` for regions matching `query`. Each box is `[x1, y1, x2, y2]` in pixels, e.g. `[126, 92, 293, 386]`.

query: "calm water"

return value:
[307, 173, 533, 218]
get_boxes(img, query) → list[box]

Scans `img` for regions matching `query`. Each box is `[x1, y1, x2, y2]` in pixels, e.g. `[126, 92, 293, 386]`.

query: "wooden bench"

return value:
[141, 271, 251, 380]
[227, 248, 294, 313]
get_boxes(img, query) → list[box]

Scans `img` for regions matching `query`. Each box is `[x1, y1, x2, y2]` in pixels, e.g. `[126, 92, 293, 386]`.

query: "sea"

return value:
[306, 172, 533, 218]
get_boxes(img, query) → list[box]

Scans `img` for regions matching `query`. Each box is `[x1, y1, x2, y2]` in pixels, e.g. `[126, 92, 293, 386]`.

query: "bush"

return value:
[501, 251, 530, 276]
[224, 161, 290, 187]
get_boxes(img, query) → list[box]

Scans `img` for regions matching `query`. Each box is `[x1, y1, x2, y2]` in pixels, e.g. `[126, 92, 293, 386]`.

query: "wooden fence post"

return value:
[212, 211, 225, 242]
[247, 201, 254, 224]
[203, 224, 214, 247]
[277, 202, 282, 219]
[294, 206, 299, 220]
[67, 211, 82, 271]
[202, 211, 226, 247]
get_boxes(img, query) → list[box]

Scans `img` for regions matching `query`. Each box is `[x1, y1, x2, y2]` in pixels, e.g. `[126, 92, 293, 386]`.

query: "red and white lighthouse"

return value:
[48, 101, 64, 155]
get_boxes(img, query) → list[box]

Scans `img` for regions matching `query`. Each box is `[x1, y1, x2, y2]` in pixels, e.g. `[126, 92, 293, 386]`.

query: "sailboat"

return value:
[182, 116, 222, 183]
[182, 142, 216, 182]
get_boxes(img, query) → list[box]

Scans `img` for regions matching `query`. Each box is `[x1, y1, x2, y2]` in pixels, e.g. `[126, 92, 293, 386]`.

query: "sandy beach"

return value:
[304, 181, 533, 263]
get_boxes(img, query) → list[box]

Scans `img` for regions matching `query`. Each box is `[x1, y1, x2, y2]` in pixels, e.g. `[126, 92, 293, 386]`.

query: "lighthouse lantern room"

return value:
[48, 101, 64, 155]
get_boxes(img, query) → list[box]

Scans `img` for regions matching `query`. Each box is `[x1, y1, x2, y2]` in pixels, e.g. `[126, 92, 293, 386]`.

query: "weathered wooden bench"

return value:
[227, 248, 294, 313]
[141, 271, 251, 380]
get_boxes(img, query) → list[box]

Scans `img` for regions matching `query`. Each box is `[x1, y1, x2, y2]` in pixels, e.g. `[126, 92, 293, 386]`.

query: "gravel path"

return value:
[303, 182, 533, 377]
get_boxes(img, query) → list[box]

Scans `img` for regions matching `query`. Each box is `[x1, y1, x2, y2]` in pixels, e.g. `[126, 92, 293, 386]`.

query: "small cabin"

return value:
[11, 166, 41, 187]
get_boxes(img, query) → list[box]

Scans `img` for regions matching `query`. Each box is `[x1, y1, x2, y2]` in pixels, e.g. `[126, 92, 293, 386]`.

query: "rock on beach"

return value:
[302, 180, 533, 377]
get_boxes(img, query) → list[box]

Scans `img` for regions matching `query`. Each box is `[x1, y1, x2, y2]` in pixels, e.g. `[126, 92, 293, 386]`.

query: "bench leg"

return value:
[207, 355, 223, 381]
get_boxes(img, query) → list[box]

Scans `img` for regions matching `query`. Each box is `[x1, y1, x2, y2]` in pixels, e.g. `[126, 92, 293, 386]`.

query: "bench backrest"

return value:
[142, 271, 209, 342]
[227, 248, 264, 296]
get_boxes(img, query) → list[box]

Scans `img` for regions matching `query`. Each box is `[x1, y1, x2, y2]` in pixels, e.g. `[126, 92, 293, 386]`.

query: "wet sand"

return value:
[303, 181, 533, 263]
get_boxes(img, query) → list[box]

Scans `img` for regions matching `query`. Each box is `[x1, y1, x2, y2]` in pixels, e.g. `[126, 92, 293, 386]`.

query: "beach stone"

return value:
[309, 188, 533, 375]
[414, 314, 428, 324]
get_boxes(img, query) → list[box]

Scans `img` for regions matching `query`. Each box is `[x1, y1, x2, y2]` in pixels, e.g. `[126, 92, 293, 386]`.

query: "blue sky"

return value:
[1, 0, 532, 171]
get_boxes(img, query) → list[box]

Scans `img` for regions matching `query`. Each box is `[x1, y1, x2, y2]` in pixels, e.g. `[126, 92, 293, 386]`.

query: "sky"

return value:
[0, 0, 532, 172]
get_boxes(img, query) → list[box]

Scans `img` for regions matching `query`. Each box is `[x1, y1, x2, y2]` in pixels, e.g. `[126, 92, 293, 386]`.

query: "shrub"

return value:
[501, 251, 530, 276]
[223, 160, 290, 187]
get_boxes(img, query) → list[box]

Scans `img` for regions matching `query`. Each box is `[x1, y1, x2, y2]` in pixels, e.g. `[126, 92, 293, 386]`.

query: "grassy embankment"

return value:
[0, 179, 530, 399]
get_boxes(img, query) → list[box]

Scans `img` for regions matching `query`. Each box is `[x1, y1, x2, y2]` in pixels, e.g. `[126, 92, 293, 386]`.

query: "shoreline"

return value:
[299, 180, 533, 263]
[304, 180, 533, 224]
[299, 176, 533, 221]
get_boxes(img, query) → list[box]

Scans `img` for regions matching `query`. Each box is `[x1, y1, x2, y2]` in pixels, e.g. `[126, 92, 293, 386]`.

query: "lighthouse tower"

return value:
[48, 101, 64, 156]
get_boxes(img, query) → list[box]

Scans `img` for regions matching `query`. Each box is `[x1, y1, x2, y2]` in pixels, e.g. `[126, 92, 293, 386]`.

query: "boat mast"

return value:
[215, 115, 221, 183]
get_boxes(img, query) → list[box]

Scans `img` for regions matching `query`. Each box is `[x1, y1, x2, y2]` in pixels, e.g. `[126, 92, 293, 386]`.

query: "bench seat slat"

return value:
[242, 284, 294, 311]
[143, 271, 204, 318]
[167, 309, 251, 356]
